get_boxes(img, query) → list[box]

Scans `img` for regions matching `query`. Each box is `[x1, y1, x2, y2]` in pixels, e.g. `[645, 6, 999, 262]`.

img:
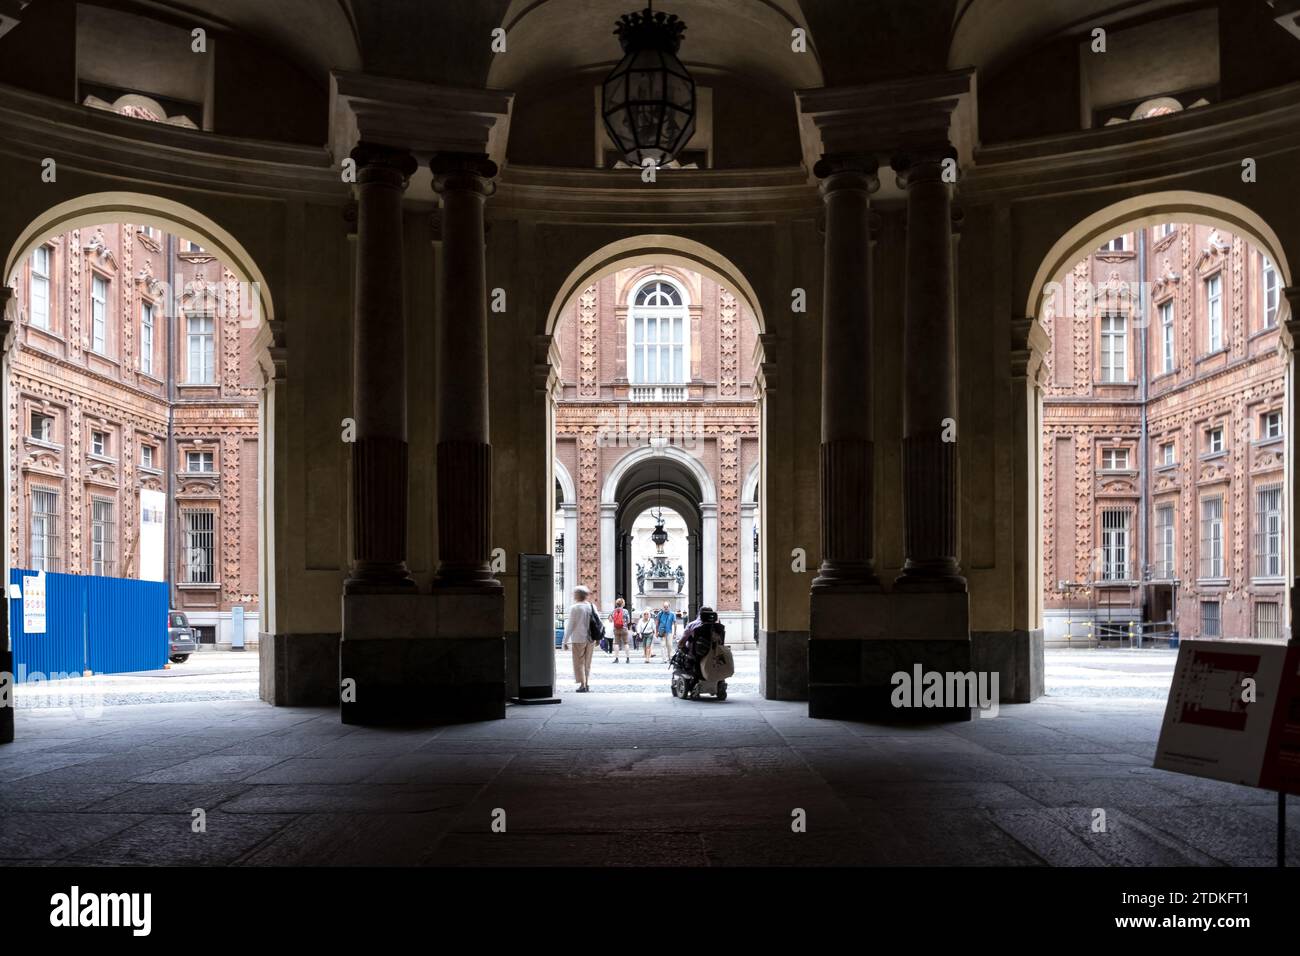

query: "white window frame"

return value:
[1206, 273, 1223, 352]
[30, 246, 50, 330]
[1262, 411, 1282, 440]
[1263, 257, 1279, 329]
[1101, 447, 1129, 470]
[186, 450, 215, 473]
[1207, 427, 1224, 455]
[1254, 485, 1283, 579]
[1159, 299, 1175, 373]
[1099, 313, 1127, 383]
[91, 274, 108, 354]
[140, 301, 155, 376]
[1099, 235, 1128, 252]
[627, 276, 688, 388]
[141, 444, 155, 469]
[90, 430, 108, 457]
[1159, 442, 1175, 466]
[186, 312, 215, 384]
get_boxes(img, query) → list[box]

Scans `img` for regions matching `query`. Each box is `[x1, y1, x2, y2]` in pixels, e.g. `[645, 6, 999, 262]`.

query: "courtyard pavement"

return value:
[3, 645, 1296, 866]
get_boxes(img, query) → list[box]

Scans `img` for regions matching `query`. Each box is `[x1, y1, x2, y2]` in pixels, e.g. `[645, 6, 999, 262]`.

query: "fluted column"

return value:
[431, 152, 501, 589]
[811, 154, 880, 590]
[893, 145, 965, 591]
[345, 144, 418, 593]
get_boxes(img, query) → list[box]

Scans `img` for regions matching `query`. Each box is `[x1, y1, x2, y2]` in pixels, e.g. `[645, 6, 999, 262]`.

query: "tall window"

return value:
[1261, 410, 1282, 440]
[1206, 274, 1222, 352]
[29, 488, 59, 572]
[1206, 427, 1224, 454]
[91, 499, 115, 577]
[1254, 485, 1283, 579]
[90, 430, 108, 457]
[1100, 509, 1129, 581]
[1154, 504, 1175, 579]
[140, 302, 155, 375]
[1100, 313, 1126, 382]
[1159, 442, 1175, 466]
[91, 274, 108, 353]
[1159, 300, 1174, 373]
[187, 313, 215, 384]
[182, 509, 215, 584]
[1201, 601, 1221, 638]
[630, 279, 686, 385]
[141, 444, 155, 469]
[30, 246, 50, 329]
[1200, 496, 1224, 578]
[1262, 257, 1279, 328]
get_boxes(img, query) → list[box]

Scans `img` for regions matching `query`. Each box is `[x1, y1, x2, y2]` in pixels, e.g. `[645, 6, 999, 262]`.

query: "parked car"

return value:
[168, 610, 198, 663]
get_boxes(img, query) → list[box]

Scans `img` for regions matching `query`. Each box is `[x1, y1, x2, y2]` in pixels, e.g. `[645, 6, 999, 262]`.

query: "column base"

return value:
[340, 590, 505, 725]
[259, 632, 339, 706]
[758, 629, 810, 700]
[809, 589, 972, 721]
[343, 564, 417, 595]
[893, 569, 967, 593]
[810, 563, 881, 591]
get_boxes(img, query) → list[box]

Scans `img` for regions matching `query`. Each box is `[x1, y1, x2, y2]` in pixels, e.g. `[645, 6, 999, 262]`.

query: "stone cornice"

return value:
[491, 164, 816, 222]
[964, 81, 1300, 200]
[0, 82, 343, 202]
[329, 71, 513, 168]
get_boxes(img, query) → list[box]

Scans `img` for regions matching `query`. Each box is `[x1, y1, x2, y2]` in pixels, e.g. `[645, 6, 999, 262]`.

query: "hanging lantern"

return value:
[651, 511, 669, 550]
[601, 4, 696, 168]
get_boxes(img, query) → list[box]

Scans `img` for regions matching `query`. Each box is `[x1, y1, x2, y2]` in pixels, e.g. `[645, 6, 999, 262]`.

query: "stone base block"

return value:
[759, 630, 809, 700]
[972, 629, 1044, 703]
[809, 589, 972, 721]
[340, 590, 506, 725]
[259, 632, 339, 707]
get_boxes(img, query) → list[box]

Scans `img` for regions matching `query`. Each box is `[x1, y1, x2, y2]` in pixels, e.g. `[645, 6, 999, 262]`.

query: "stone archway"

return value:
[2, 191, 280, 650]
[1022, 192, 1296, 648]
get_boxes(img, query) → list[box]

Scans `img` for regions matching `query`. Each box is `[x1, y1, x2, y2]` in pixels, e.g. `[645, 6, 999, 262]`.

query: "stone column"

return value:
[345, 144, 418, 593]
[810, 154, 880, 590]
[431, 152, 501, 590]
[1, 287, 14, 744]
[893, 144, 965, 592]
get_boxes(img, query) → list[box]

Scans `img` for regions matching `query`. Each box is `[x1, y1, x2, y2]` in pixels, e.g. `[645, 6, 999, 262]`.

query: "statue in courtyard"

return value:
[636, 562, 645, 593]
[675, 565, 685, 593]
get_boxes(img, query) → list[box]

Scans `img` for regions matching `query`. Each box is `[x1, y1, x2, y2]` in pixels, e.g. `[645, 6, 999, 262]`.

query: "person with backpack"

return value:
[562, 585, 601, 693]
[609, 598, 631, 663]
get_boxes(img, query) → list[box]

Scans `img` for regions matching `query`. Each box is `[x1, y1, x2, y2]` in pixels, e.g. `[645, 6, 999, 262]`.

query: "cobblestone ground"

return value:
[1044, 648, 1177, 700]
[13, 650, 260, 709]
[557, 642, 758, 696]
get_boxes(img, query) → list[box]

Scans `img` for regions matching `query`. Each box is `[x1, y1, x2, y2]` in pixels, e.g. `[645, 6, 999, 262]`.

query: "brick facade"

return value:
[7, 223, 260, 645]
[1041, 223, 1287, 642]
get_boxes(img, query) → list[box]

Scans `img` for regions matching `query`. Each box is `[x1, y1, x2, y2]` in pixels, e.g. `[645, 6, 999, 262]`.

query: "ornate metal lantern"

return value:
[601, 4, 696, 168]
[650, 511, 669, 550]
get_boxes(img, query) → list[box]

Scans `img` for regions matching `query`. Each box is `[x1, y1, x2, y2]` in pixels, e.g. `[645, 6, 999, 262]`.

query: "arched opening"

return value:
[3, 193, 276, 695]
[1027, 194, 1293, 694]
[545, 237, 765, 695]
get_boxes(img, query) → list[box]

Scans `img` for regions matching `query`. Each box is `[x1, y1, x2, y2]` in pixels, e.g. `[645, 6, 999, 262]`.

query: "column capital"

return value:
[350, 142, 419, 185]
[891, 143, 958, 186]
[431, 151, 499, 196]
[0, 285, 15, 358]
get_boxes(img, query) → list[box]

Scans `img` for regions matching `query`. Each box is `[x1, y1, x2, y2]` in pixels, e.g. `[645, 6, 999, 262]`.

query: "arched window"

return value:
[629, 277, 687, 385]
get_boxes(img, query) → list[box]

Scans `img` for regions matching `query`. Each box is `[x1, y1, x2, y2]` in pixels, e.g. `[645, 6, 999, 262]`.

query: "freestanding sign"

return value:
[231, 604, 246, 651]
[21, 571, 46, 634]
[1154, 639, 1300, 796]
[138, 489, 166, 583]
[516, 554, 559, 703]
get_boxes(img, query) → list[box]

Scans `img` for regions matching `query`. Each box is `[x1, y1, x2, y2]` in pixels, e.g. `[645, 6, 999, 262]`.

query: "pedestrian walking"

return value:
[610, 598, 631, 663]
[638, 609, 656, 662]
[656, 602, 677, 663]
[562, 585, 599, 692]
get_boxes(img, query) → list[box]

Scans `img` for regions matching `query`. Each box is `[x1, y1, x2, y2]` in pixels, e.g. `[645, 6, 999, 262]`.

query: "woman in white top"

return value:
[638, 610, 656, 662]
[562, 585, 598, 693]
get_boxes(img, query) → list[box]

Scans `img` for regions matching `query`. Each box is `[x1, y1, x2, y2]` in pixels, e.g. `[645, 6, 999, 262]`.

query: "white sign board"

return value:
[22, 571, 47, 634]
[139, 489, 166, 582]
[1154, 640, 1293, 790]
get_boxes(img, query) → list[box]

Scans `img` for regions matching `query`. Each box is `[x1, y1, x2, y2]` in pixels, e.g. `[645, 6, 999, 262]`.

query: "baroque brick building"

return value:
[1042, 223, 1287, 643]
[552, 266, 761, 642]
[6, 222, 260, 646]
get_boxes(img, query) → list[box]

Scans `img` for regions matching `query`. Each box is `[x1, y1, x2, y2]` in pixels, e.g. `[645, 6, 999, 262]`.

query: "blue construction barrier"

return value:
[7, 569, 167, 682]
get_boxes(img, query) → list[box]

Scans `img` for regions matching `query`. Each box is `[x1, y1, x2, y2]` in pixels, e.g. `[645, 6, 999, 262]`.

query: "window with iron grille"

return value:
[1206, 274, 1223, 351]
[91, 274, 108, 353]
[1254, 602, 1281, 641]
[1100, 509, 1129, 581]
[1200, 496, 1224, 578]
[554, 533, 565, 593]
[91, 498, 115, 577]
[1201, 601, 1221, 638]
[29, 488, 60, 572]
[187, 313, 215, 384]
[1154, 505, 1176, 579]
[1099, 314, 1126, 382]
[30, 246, 50, 329]
[182, 509, 215, 584]
[1253, 485, 1283, 579]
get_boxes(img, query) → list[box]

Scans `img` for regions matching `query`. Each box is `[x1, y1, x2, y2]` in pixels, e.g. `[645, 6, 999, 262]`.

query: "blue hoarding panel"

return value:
[8, 569, 168, 681]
